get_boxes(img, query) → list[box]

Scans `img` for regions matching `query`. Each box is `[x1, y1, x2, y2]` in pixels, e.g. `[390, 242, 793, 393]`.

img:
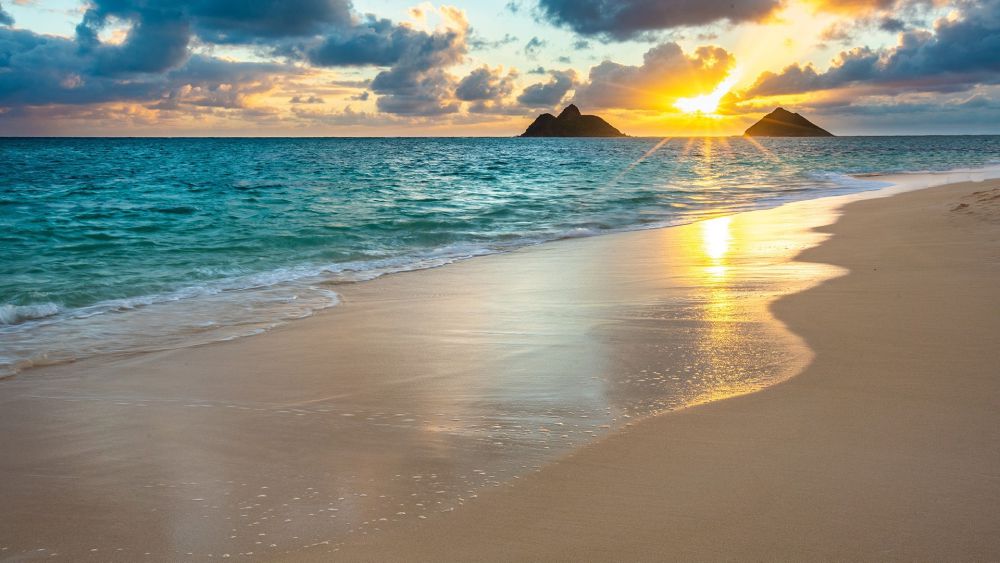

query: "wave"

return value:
[0, 302, 64, 325]
[5, 162, 1000, 378]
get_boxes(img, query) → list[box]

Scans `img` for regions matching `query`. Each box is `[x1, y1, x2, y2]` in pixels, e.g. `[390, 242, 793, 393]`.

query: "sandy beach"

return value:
[2, 177, 998, 561]
[315, 178, 1000, 561]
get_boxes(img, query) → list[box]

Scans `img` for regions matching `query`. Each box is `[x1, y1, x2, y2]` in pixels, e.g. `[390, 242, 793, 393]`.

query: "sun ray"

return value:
[611, 137, 673, 184]
[742, 136, 783, 165]
[681, 137, 698, 157]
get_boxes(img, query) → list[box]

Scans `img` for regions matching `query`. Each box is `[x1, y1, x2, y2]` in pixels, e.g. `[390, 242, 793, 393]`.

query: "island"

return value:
[744, 107, 834, 137]
[521, 104, 627, 137]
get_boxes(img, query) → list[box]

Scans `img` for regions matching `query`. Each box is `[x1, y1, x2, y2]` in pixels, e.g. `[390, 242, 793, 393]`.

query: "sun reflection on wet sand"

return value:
[0, 192, 849, 560]
[701, 215, 732, 279]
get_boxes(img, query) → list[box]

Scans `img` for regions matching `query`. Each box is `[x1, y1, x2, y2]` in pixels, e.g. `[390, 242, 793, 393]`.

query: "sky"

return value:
[0, 0, 998, 136]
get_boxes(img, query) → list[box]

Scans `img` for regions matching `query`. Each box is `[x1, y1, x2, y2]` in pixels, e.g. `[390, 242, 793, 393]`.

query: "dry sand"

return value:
[2, 178, 998, 561]
[309, 180, 1000, 561]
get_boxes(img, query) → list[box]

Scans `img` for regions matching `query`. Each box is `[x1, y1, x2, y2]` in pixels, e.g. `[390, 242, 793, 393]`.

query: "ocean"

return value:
[2, 135, 999, 376]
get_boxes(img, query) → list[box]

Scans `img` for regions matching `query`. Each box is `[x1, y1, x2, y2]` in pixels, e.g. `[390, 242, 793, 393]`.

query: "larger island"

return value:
[521, 104, 626, 137]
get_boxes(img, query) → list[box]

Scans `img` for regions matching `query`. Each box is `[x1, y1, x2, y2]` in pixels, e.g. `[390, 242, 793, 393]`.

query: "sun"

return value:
[674, 69, 741, 116]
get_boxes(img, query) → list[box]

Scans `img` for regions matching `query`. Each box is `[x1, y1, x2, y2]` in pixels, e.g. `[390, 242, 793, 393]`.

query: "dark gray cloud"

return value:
[70, 0, 462, 89]
[1, 0, 473, 120]
[456, 66, 516, 101]
[0, 26, 284, 109]
[0, 2, 14, 27]
[307, 17, 430, 66]
[190, 0, 352, 43]
[746, 1, 1000, 98]
[75, 3, 192, 76]
[364, 11, 469, 116]
[516, 69, 576, 107]
[879, 17, 908, 32]
[536, 0, 780, 40]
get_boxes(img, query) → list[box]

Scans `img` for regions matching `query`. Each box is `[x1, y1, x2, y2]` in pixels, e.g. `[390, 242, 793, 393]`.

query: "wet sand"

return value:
[313, 179, 1000, 561]
[0, 179, 841, 560]
[2, 176, 998, 560]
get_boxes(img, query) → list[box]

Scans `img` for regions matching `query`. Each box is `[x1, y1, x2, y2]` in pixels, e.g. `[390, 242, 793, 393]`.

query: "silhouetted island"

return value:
[521, 104, 626, 137]
[744, 107, 834, 137]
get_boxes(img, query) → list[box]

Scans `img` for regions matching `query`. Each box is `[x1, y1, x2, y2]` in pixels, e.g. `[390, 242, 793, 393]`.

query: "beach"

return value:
[316, 178, 1000, 561]
[2, 176, 999, 560]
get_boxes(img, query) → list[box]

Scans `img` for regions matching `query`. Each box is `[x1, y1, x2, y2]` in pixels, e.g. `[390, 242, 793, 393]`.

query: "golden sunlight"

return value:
[674, 70, 741, 116]
[701, 215, 732, 278]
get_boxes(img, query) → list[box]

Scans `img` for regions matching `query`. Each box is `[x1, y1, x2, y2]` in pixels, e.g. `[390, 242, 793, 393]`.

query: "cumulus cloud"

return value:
[74, 3, 192, 76]
[366, 6, 469, 116]
[0, 26, 285, 110]
[574, 42, 734, 110]
[307, 16, 439, 67]
[469, 32, 517, 50]
[0, 0, 476, 121]
[537, 0, 780, 40]
[0, 2, 14, 27]
[191, 0, 352, 43]
[516, 69, 576, 107]
[746, 1, 1000, 97]
[456, 66, 516, 101]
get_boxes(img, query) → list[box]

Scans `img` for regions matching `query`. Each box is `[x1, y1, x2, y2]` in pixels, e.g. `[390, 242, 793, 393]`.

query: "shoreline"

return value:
[0, 169, 845, 559]
[4, 165, 997, 381]
[1, 175, 998, 560]
[312, 178, 1000, 561]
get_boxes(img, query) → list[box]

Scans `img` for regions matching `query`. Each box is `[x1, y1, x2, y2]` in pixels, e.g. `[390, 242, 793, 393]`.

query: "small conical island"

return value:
[744, 107, 834, 137]
[521, 104, 626, 137]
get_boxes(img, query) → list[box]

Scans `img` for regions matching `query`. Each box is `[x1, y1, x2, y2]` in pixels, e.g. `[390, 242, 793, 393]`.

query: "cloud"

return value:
[74, 3, 192, 76]
[523, 36, 546, 58]
[1, 0, 475, 122]
[75, 0, 354, 66]
[469, 32, 517, 50]
[807, 0, 899, 14]
[366, 6, 469, 116]
[0, 2, 14, 26]
[190, 0, 352, 44]
[290, 95, 324, 104]
[820, 23, 853, 44]
[307, 16, 437, 66]
[456, 65, 516, 101]
[0, 26, 285, 111]
[574, 42, 734, 110]
[879, 17, 908, 32]
[536, 0, 780, 40]
[516, 69, 576, 107]
[746, 2, 1000, 98]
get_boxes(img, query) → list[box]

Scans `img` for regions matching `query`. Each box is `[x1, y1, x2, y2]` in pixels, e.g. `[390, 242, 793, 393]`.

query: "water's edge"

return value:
[3, 163, 1000, 378]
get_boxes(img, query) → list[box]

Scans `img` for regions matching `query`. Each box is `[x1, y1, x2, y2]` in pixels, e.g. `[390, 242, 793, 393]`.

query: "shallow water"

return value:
[2, 136, 999, 374]
[1, 163, 998, 559]
[0, 191, 842, 560]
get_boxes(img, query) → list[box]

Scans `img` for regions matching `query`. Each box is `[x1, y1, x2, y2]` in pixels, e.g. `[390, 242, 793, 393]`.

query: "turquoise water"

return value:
[2, 136, 999, 375]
